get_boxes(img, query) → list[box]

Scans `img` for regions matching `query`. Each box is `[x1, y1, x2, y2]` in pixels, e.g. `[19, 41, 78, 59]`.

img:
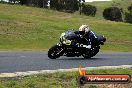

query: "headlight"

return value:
[63, 40, 71, 45]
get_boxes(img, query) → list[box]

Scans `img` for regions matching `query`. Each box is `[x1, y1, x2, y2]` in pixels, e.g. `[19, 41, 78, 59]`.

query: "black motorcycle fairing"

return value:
[62, 44, 81, 57]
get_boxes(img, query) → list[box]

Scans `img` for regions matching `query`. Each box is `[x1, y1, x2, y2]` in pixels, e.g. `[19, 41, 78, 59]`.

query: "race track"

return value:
[0, 52, 131, 73]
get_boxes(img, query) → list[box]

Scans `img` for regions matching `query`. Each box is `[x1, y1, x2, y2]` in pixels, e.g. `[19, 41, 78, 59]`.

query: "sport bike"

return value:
[48, 30, 106, 59]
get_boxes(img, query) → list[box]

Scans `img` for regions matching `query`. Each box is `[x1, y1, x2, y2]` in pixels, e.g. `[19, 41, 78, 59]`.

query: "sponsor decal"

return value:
[78, 66, 131, 85]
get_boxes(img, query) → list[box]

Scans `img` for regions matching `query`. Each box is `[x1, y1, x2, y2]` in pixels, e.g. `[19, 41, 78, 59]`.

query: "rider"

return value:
[78, 25, 97, 49]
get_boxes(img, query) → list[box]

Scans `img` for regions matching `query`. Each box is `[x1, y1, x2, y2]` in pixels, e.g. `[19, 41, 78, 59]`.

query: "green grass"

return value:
[0, 68, 132, 88]
[0, 3, 132, 51]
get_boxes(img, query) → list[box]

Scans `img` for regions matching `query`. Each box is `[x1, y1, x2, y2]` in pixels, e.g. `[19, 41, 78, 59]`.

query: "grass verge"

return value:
[0, 68, 132, 88]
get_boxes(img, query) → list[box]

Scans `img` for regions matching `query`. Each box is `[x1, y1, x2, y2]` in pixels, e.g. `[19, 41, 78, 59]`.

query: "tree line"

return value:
[8, 0, 49, 8]
[5, 0, 97, 16]
[8, 0, 80, 10]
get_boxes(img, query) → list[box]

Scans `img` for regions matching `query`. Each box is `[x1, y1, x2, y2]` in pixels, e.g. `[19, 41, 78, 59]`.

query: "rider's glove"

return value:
[80, 35, 83, 38]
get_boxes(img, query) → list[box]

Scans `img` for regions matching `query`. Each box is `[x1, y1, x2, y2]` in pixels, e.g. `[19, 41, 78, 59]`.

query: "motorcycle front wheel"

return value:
[48, 45, 64, 59]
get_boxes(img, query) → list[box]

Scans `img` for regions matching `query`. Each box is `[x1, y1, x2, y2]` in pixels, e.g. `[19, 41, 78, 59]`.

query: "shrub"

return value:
[128, 4, 132, 12]
[125, 12, 132, 24]
[103, 7, 122, 21]
[125, 4, 132, 24]
[82, 4, 97, 17]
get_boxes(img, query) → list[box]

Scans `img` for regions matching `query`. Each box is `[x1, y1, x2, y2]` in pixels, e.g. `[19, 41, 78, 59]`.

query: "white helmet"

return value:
[79, 25, 90, 33]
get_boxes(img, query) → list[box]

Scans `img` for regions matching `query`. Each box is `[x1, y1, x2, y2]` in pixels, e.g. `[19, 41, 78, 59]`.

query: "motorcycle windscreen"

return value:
[64, 31, 77, 40]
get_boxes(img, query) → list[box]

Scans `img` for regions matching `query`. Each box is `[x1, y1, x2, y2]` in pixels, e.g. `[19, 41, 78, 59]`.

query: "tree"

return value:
[125, 12, 132, 23]
[79, 0, 85, 15]
[37, 0, 48, 8]
[82, 4, 97, 16]
[103, 7, 122, 21]
[50, 0, 59, 10]
[19, 0, 48, 8]
[9, 0, 20, 4]
[128, 4, 132, 12]
[50, 0, 79, 12]
[125, 4, 132, 24]
[19, 0, 28, 5]
[0, 0, 7, 3]
[64, 0, 79, 12]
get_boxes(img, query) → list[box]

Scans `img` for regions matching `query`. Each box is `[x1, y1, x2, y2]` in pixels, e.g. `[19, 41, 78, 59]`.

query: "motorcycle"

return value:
[48, 30, 106, 59]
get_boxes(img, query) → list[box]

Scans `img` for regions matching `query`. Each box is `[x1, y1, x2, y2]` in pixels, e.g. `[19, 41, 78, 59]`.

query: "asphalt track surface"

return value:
[0, 52, 131, 73]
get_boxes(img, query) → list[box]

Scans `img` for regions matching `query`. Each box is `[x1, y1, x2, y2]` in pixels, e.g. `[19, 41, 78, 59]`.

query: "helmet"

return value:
[79, 25, 90, 33]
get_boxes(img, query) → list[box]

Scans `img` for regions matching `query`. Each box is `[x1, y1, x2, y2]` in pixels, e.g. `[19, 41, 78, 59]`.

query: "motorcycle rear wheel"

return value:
[82, 50, 92, 59]
[82, 46, 100, 59]
[90, 46, 100, 57]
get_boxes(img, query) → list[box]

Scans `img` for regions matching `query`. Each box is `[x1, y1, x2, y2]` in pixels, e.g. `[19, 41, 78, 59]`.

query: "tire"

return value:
[82, 50, 92, 59]
[82, 54, 92, 59]
[48, 45, 63, 59]
[90, 46, 100, 57]
[82, 46, 100, 59]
